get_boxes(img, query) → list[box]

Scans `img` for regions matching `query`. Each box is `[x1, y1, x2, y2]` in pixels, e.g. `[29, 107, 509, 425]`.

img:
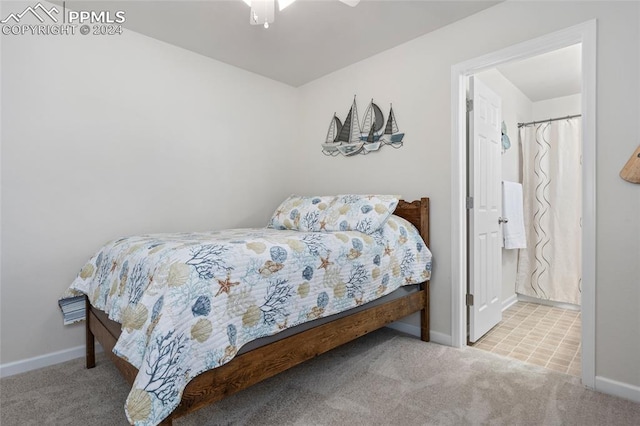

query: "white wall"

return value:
[0, 4, 297, 364]
[474, 69, 532, 306]
[294, 1, 640, 389]
[532, 93, 582, 121]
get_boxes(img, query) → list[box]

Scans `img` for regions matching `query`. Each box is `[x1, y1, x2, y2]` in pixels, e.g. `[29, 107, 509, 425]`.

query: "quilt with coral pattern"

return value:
[62, 215, 431, 425]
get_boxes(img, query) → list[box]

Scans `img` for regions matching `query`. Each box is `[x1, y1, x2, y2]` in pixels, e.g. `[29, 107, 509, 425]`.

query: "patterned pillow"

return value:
[268, 194, 399, 235]
[324, 194, 400, 234]
[268, 195, 336, 232]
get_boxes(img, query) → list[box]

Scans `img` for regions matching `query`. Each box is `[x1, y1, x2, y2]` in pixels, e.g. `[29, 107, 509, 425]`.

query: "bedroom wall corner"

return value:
[0, 1, 298, 367]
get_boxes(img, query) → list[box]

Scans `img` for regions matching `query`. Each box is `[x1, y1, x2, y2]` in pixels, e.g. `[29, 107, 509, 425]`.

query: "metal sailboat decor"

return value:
[322, 96, 405, 156]
[321, 113, 343, 154]
[361, 99, 384, 153]
[336, 96, 364, 156]
[383, 103, 404, 147]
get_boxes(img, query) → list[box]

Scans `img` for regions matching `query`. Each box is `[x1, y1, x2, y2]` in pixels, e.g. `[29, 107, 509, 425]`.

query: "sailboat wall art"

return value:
[321, 96, 405, 157]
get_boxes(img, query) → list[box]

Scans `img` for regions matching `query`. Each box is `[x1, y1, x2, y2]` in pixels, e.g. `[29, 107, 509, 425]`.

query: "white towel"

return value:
[502, 181, 527, 249]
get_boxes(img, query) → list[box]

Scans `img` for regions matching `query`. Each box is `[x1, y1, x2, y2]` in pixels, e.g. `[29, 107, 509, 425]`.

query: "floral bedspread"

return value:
[63, 215, 431, 425]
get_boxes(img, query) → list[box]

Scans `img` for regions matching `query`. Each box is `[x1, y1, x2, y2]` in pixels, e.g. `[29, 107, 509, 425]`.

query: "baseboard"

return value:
[517, 294, 580, 311]
[0, 344, 103, 378]
[502, 294, 518, 311]
[385, 322, 452, 346]
[595, 376, 640, 403]
[428, 330, 452, 346]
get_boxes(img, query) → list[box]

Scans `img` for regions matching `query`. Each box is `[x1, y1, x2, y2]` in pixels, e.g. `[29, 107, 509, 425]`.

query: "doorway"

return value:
[450, 21, 596, 388]
[467, 45, 583, 375]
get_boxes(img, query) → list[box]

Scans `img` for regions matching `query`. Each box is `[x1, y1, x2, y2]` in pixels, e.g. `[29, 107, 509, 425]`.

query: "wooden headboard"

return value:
[395, 197, 430, 248]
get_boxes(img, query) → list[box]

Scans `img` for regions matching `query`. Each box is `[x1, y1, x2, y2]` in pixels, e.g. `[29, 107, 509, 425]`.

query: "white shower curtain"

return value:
[516, 118, 582, 305]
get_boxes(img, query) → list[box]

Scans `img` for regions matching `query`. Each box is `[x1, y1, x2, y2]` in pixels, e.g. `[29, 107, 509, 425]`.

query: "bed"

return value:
[74, 196, 431, 425]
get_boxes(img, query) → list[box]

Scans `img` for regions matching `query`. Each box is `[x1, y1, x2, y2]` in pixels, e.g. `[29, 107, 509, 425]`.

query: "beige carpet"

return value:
[2, 328, 639, 425]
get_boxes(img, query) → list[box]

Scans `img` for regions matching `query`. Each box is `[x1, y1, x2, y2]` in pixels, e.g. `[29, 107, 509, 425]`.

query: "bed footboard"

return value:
[421, 281, 430, 342]
[86, 285, 428, 425]
[85, 296, 138, 384]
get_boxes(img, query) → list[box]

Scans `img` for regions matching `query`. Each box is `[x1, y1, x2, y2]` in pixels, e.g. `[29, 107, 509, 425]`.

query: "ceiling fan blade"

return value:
[339, 0, 360, 7]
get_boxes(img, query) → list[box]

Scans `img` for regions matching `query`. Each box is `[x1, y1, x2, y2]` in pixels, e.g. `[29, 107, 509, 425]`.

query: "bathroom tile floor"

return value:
[471, 301, 582, 377]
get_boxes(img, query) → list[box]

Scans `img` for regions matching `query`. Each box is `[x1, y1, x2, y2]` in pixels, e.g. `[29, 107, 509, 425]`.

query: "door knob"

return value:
[498, 217, 509, 224]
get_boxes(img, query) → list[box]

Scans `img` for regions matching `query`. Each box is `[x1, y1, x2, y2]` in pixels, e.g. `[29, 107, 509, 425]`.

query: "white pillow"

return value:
[268, 194, 399, 235]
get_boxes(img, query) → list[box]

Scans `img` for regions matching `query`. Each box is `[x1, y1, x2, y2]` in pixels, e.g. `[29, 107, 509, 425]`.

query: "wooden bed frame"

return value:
[86, 197, 430, 425]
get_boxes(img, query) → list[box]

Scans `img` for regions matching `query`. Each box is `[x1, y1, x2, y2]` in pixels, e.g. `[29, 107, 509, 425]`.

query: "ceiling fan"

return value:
[242, 0, 360, 28]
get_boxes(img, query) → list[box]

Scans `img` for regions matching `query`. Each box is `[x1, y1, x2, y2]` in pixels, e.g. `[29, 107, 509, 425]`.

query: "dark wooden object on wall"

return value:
[85, 197, 431, 426]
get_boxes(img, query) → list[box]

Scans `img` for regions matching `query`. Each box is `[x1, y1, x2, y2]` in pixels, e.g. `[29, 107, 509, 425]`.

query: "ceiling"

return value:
[65, 0, 501, 87]
[497, 44, 582, 102]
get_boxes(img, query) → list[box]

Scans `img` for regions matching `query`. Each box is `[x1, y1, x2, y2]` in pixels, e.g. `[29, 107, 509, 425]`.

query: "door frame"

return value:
[450, 20, 597, 388]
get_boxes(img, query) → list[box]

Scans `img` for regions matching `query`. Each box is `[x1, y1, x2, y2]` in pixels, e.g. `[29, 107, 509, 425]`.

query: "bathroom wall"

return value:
[532, 94, 582, 121]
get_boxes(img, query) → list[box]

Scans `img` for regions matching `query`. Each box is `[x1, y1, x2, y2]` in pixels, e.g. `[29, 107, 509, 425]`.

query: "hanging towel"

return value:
[502, 181, 527, 249]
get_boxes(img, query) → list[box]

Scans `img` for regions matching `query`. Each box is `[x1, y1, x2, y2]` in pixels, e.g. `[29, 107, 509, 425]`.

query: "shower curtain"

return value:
[516, 117, 582, 305]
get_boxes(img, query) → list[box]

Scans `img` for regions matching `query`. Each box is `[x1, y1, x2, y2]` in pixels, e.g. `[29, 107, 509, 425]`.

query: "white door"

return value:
[468, 76, 503, 343]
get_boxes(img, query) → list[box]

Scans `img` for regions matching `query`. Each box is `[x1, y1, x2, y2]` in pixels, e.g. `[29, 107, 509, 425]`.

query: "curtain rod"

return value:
[517, 114, 582, 128]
